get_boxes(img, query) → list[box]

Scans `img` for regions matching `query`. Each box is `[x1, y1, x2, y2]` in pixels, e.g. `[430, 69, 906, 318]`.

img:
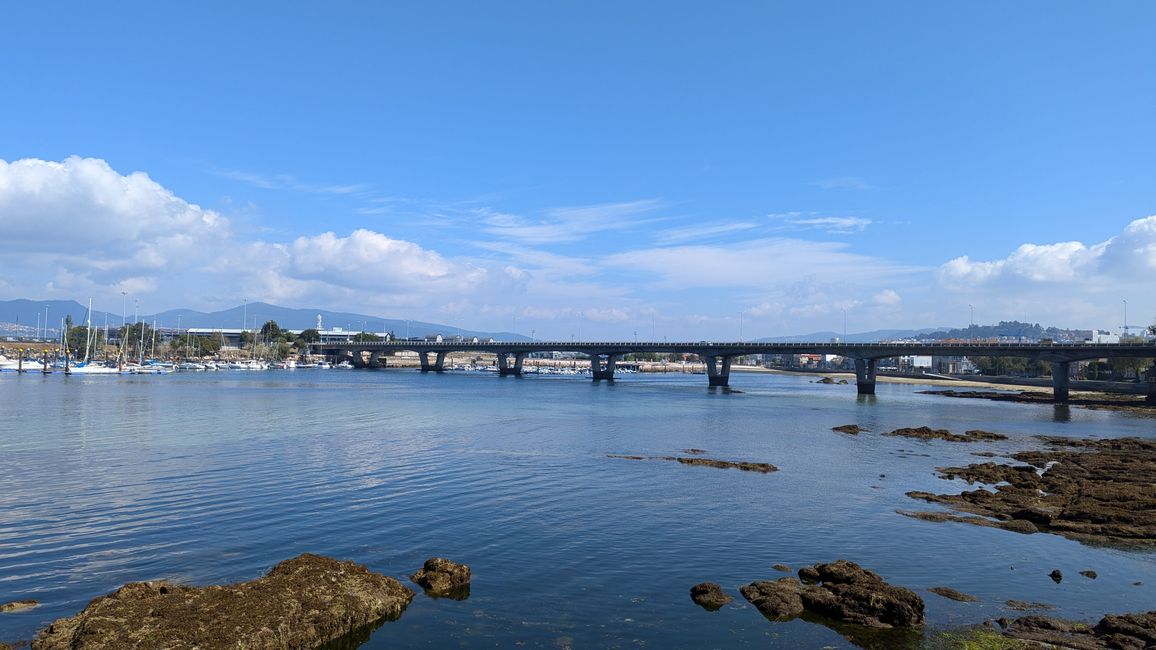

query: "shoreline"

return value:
[749, 367, 1051, 392]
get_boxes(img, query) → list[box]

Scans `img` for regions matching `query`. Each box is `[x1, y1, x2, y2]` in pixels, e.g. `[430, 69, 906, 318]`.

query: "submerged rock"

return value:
[771, 564, 792, 573]
[0, 600, 38, 613]
[1005, 599, 1055, 611]
[832, 424, 863, 434]
[928, 587, 977, 602]
[742, 560, 924, 629]
[411, 557, 471, 599]
[674, 457, 778, 473]
[608, 454, 777, 473]
[1049, 569, 1064, 583]
[884, 426, 1008, 443]
[1080, 570, 1098, 580]
[689, 582, 732, 611]
[32, 553, 414, 650]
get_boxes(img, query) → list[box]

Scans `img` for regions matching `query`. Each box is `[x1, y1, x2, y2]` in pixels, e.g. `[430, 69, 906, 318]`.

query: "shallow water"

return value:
[1, 369, 1153, 647]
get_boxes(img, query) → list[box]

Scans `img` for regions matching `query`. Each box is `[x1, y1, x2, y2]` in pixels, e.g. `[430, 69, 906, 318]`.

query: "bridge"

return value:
[314, 340, 1156, 404]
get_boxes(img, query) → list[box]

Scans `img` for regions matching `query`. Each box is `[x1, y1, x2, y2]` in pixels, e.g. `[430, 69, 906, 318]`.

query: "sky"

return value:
[1, 2, 1154, 340]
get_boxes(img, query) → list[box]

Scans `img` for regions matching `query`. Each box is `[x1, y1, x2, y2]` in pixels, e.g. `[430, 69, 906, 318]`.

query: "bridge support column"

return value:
[590, 354, 618, 381]
[1146, 364, 1156, 406]
[854, 358, 877, 395]
[1051, 361, 1070, 403]
[497, 352, 526, 376]
[419, 351, 447, 372]
[703, 355, 732, 387]
[369, 351, 385, 368]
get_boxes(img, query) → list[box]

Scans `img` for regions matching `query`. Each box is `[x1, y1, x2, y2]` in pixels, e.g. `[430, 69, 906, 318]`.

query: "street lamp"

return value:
[1123, 299, 1128, 336]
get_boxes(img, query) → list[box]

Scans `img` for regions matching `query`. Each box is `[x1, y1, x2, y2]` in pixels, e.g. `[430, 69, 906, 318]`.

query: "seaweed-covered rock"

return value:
[739, 577, 805, 620]
[1001, 610, 1156, 649]
[742, 560, 924, 629]
[0, 600, 37, 613]
[884, 426, 1008, 443]
[32, 553, 414, 650]
[411, 557, 471, 599]
[832, 425, 863, 434]
[905, 437, 1156, 546]
[928, 587, 977, 602]
[689, 582, 732, 611]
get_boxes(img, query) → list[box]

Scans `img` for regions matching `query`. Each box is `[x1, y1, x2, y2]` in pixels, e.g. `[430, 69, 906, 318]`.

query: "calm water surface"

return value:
[1, 369, 1154, 647]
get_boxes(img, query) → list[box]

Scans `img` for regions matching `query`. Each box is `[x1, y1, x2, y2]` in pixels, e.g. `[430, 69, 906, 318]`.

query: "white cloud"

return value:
[812, 176, 875, 191]
[0, 156, 229, 253]
[0, 156, 230, 299]
[217, 169, 367, 195]
[784, 216, 872, 234]
[604, 238, 916, 289]
[479, 199, 663, 244]
[937, 216, 1156, 289]
[873, 289, 902, 306]
[653, 221, 760, 244]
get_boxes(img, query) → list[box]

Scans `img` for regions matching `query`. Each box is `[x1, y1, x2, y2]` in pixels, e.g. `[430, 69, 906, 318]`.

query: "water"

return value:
[1, 369, 1154, 647]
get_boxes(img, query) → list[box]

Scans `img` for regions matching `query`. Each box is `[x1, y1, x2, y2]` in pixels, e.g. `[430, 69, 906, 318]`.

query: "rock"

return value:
[674, 457, 778, 473]
[884, 426, 1007, 443]
[739, 577, 805, 620]
[963, 429, 1008, 441]
[681, 448, 707, 455]
[689, 582, 732, 611]
[816, 377, 837, 384]
[742, 560, 924, 629]
[0, 600, 38, 613]
[1080, 570, 1098, 579]
[928, 587, 977, 602]
[832, 425, 862, 434]
[771, 564, 792, 573]
[32, 553, 414, 650]
[1094, 611, 1156, 648]
[903, 437, 1156, 547]
[1049, 569, 1063, 583]
[608, 454, 777, 473]
[411, 557, 471, 599]
[1005, 599, 1055, 611]
[1000, 610, 1156, 649]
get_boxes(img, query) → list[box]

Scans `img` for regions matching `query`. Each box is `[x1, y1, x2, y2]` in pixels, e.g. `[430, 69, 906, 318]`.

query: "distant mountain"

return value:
[0, 299, 118, 336]
[913, 321, 1092, 343]
[0, 298, 525, 341]
[754, 328, 945, 344]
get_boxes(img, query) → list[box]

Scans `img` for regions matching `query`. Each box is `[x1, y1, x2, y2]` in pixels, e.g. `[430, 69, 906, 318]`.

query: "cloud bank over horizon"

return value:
[0, 156, 1152, 337]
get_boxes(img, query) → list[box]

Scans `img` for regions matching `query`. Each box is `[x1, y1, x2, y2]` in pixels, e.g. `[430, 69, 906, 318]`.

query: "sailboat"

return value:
[68, 299, 121, 375]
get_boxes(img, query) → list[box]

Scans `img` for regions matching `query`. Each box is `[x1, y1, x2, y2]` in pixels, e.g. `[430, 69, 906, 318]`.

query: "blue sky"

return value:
[2, 2, 1154, 340]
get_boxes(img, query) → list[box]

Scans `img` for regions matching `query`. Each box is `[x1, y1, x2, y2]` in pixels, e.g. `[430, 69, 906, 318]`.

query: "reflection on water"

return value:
[1, 370, 1154, 648]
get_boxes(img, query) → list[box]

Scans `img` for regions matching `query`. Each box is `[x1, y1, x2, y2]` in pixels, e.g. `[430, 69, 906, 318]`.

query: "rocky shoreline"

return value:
[26, 554, 469, 650]
[904, 436, 1156, 547]
[920, 388, 1156, 416]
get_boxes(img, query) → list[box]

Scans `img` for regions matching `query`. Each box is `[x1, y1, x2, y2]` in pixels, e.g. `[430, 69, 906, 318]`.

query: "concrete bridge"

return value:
[314, 340, 1156, 404]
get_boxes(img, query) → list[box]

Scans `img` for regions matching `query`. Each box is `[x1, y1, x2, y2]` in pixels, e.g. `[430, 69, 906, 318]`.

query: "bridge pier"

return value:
[854, 358, 877, 395]
[497, 351, 526, 376]
[703, 355, 732, 387]
[369, 351, 386, 368]
[1051, 361, 1070, 403]
[590, 354, 618, 381]
[1147, 364, 1156, 406]
[419, 351, 448, 372]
